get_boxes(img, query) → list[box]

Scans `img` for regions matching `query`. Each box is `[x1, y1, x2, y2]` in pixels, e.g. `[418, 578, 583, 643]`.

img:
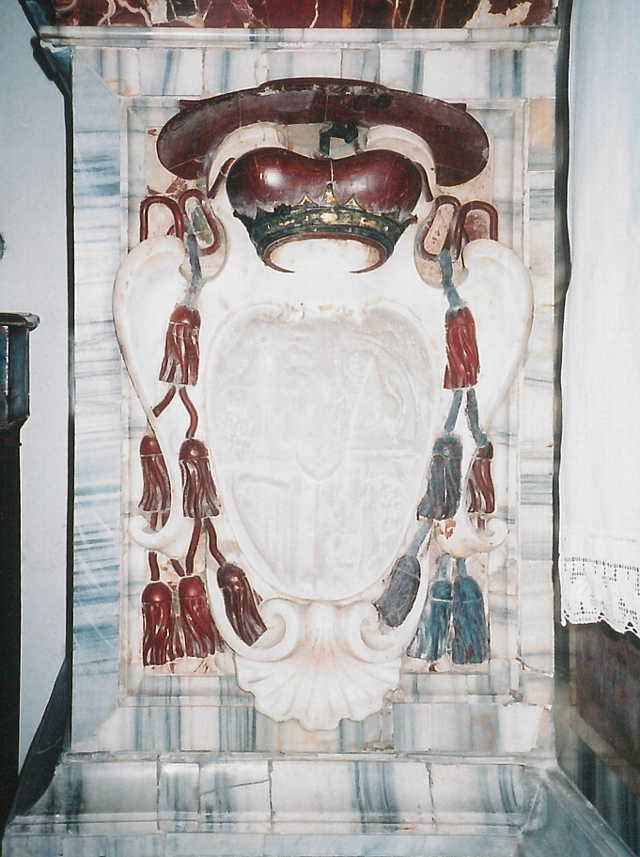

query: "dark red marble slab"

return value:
[157, 78, 490, 188]
[51, 0, 555, 28]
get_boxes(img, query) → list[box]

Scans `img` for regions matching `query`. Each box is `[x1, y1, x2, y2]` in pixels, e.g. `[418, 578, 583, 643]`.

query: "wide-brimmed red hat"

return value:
[157, 77, 489, 188]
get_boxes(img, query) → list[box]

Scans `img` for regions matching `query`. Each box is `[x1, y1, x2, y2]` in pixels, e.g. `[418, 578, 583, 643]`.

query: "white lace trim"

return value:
[560, 556, 640, 637]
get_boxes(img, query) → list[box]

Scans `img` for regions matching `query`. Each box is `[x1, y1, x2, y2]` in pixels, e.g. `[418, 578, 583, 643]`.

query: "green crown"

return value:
[235, 187, 416, 265]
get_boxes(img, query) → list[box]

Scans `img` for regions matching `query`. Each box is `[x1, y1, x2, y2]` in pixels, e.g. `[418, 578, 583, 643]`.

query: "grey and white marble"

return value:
[5, 20, 617, 857]
[32, 24, 558, 761]
[5, 757, 635, 856]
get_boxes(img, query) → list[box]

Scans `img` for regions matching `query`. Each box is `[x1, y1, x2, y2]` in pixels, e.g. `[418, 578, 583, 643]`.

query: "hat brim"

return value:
[157, 77, 489, 188]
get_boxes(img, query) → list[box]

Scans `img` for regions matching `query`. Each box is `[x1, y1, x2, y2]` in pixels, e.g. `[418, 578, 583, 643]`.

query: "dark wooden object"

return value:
[574, 622, 640, 774]
[0, 312, 38, 835]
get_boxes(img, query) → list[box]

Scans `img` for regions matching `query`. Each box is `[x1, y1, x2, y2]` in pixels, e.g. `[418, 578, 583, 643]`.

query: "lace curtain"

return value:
[559, 0, 640, 635]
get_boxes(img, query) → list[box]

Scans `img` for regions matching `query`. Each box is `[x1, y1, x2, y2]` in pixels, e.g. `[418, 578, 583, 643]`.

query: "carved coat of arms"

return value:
[114, 79, 532, 730]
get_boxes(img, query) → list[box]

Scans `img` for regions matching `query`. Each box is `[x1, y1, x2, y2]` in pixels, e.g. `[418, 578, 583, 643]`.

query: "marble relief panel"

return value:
[63, 31, 556, 753]
[117, 88, 529, 731]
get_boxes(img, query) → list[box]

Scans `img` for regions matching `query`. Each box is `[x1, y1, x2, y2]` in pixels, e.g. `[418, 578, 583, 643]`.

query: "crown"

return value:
[226, 147, 423, 272]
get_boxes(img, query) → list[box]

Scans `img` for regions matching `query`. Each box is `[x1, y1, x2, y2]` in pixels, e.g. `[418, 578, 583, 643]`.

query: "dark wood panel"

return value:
[575, 622, 640, 773]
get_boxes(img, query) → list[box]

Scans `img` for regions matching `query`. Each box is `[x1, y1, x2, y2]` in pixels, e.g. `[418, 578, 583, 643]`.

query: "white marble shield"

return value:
[113, 178, 533, 728]
[205, 303, 436, 602]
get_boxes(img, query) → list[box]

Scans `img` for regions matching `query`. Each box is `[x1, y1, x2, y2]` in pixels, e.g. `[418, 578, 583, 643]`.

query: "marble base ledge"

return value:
[3, 759, 634, 857]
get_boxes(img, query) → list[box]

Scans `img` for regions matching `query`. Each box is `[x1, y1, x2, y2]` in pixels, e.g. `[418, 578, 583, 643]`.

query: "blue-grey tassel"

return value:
[407, 554, 452, 661]
[375, 523, 429, 627]
[417, 433, 462, 520]
[375, 555, 421, 627]
[451, 558, 489, 664]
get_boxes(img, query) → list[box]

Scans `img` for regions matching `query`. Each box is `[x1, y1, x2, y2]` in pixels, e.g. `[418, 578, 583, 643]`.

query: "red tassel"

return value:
[141, 581, 183, 665]
[218, 563, 266, 646]
[138, 433, 171, 528]
[443, 305, 480, 389]
[467, 442, 495, 514]
[178, 575, 222, 657]
[159, 305, 201, 386]
[179, 439, 220, 519]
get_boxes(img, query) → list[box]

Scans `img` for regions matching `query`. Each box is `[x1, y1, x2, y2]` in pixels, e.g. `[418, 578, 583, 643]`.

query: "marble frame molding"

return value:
[39, 25, 558, 756]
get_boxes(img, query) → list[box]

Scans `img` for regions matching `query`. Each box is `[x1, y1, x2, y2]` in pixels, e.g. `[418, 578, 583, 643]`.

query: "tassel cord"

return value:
[179, 386, 199, 439]
[465, 389, 488, 447]
[148, 551, 161, 582]
[444, 390, 463, 433]
[185, 231, 203, 294]
[205, 518, 226, 566]
[170, 559, 185, 577]
[180, 188, 223, 258]
[153, 385, 176, 417]
[436, 553, 451, 580]
[407, 520, 432, 557]
[439, 249, 462, 309]
[182, 225, 208, 312]
[452, 201, 499, 254]
[185, 518, 202, 576]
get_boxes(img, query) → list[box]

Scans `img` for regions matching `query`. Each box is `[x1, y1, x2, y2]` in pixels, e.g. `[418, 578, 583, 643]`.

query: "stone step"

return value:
[3, 758, 634, 857]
